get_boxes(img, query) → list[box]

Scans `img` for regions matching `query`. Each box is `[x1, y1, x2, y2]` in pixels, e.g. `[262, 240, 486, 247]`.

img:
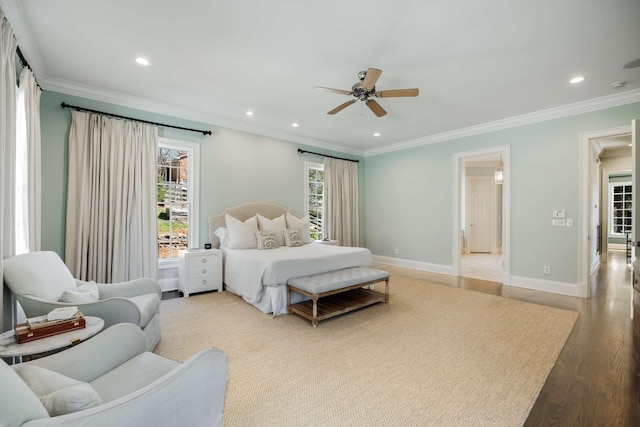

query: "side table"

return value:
[178, 248, 222, 297]
[0, 316, 104, 362]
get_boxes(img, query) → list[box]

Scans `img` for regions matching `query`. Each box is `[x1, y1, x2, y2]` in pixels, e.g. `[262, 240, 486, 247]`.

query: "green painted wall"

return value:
[40, 91, 363, 257]
[364, 102, 640, 285]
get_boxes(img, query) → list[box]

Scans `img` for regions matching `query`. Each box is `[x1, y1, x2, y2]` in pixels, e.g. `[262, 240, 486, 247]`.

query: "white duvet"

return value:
[222, 243, 373, 315]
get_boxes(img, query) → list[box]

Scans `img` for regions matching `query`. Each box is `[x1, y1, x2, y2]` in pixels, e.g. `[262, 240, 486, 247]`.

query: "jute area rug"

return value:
[155, 272, 578, 426]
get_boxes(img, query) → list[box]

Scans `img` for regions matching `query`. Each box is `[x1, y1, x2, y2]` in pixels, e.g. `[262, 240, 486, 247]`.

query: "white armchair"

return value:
[3, 251, 161, 351]
[0, 323, 228, 426]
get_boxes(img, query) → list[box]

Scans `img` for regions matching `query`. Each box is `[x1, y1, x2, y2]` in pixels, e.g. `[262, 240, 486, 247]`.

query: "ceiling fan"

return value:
[314, 67, 419, 117]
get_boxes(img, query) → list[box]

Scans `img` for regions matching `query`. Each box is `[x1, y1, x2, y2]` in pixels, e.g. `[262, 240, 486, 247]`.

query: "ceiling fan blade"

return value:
[314, 86, 353, 96]
[366, 99, 387, 117]
[376, 88, 419, 98]
[361, 67, 382, 90]
[327, 99, 357, 115]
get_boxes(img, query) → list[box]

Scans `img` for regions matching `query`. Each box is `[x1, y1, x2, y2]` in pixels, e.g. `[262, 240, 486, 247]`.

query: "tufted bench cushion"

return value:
[287, 267, 390, 327]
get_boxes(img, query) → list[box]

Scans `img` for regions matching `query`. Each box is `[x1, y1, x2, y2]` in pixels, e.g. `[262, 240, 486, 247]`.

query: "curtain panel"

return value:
[65, 111, 158, 283]
[15, 67, 41, 254]
[0, 11, 17, 332]
[324, 157, 359, 247]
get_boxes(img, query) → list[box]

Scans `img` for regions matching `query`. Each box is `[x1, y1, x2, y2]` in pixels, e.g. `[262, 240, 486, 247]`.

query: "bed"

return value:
[208, 202, 373, 315]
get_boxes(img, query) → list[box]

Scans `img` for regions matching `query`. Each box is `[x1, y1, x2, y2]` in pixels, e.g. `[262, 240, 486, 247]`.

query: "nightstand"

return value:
[315, 239, 339, 246]
[178, 249, 222, 297]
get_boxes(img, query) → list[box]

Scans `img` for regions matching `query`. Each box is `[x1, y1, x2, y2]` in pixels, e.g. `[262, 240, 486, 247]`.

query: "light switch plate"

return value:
[552, 209, 566, 218]
[552, 219, 566, 226]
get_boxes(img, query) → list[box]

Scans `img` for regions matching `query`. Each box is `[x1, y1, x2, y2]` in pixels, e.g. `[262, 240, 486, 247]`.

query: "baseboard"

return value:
[372, 255, 456, 276]
[508, 275, 580, 297]
[374, 255, 585, 297]
[158, 278, 179, 293]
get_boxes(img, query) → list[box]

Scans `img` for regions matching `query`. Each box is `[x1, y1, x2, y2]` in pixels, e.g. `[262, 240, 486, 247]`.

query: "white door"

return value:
[468, 177, 492, 253]
[632, 120, 639, 257]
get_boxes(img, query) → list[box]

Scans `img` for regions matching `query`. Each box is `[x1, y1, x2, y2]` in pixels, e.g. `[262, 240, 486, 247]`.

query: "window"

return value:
[305, 161, 324, 240]
[156, 138, 200, 261]
[609, 181, 632, 236]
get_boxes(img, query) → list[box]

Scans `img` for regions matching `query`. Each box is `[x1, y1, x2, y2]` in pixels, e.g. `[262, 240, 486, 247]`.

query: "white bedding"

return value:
[223, 243, 373, 315]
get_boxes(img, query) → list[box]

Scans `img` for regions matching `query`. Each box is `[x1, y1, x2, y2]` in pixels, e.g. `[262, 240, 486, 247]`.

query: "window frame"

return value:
[304, 161, 324, 241]
[608, 180, 632, 238]
[157, 137, 200, 268]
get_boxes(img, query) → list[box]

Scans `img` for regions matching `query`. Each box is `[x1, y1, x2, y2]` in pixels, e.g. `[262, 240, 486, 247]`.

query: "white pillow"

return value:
[225, 214, 258, 249]
[39, 383, 103, 416]
[60, 282, 99, 303]
[214, 227, 228, 248]
[257, 213, 286, 246]
[13, 364, 103, 416]
[285, 212, 312, 244]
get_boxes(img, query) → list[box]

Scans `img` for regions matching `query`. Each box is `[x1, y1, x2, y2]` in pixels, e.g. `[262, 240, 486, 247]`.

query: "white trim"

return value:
[453, 146, 511, 281]
[507, 276, 581, 297]
[578, 124, 632, 298]
[157, 277, 179, 293]
[366, 89, 640, 157]
[157, 137, 200, 257]
[607, 180, 632, 238]
[372, 255, 455, 276]
[304, 161, 324, 239]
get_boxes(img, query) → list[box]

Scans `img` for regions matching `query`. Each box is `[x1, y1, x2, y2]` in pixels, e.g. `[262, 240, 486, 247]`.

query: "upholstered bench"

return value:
[287, 266, 390, 327]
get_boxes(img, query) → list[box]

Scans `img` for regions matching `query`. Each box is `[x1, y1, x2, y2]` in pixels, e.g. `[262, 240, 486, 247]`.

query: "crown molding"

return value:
[41, 76, 365, 157]
[364, 89, 640, 157]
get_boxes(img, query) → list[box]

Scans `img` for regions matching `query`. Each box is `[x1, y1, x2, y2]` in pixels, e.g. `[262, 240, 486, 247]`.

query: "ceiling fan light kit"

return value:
[314, 67, 419, 117]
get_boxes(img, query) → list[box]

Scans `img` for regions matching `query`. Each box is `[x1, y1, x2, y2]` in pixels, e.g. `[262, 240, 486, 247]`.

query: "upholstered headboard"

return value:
[208, 202, 301, 248]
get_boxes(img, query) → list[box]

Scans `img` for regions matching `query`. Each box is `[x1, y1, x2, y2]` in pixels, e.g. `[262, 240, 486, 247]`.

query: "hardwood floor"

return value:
[379, 250, 640, 426]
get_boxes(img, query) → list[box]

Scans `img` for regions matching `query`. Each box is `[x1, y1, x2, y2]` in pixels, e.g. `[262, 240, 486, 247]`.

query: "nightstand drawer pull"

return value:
[202, 279, 207, 285]
[202, 269, 207, 274]
[202, 258, 208, 264]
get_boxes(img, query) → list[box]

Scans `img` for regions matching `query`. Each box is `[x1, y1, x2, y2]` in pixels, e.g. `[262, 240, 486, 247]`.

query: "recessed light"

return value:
[246, 111, 254, 116]
[610, 81, 625, 89]
[569, 76, 585, 84]
[292, 123, 299, 127]
[373, 132, 381, 137]
[135, 57, 150, 66]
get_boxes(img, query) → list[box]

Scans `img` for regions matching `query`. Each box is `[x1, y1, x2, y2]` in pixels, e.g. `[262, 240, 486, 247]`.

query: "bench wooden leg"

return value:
[312, 295, 318, 328]
[384, 278, 389, 303]
[287, 286, 292, 313]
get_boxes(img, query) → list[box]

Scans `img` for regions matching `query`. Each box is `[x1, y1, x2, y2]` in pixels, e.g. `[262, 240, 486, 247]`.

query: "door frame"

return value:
[453, 145, 511, 283]
[578, 125, 632, 298]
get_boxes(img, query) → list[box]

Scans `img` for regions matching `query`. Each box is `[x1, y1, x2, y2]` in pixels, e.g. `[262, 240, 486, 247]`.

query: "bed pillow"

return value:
[225, 214, 258, 249]
[256, 213, 286, 246]
[284, 229, 304, 247]
[59, 282, 99, 303]
[285, 212, 312, 244]
[214, 227, 228, 248]
[255, 231, 279, 250]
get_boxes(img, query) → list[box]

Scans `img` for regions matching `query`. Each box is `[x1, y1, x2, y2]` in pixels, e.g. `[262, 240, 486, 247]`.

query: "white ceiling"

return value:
[2, 0, 640, 155]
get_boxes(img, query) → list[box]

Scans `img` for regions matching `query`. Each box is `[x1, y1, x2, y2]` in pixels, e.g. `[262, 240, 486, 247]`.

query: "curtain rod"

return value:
[16, 46, 42, 90]
[60, 102, 212, 136]
[297, 148, 359, 163]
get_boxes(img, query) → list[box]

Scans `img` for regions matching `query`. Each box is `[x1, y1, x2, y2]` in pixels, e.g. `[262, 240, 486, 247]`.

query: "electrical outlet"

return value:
[394, 248, 399, 255]
[544, 265, 551, 274]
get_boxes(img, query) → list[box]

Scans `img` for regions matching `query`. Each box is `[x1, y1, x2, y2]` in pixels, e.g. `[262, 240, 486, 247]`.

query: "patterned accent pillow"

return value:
[284, 229, 304, 247]
[255, 231, 279, 250]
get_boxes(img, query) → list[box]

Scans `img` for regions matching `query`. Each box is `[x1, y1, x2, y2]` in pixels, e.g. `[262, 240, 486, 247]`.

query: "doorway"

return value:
[453, 146, 510, 284]
[579, 125, 632, 298]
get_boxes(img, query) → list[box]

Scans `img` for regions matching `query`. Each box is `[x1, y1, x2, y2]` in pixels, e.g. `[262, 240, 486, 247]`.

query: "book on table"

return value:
[15, 312, 86, 343]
